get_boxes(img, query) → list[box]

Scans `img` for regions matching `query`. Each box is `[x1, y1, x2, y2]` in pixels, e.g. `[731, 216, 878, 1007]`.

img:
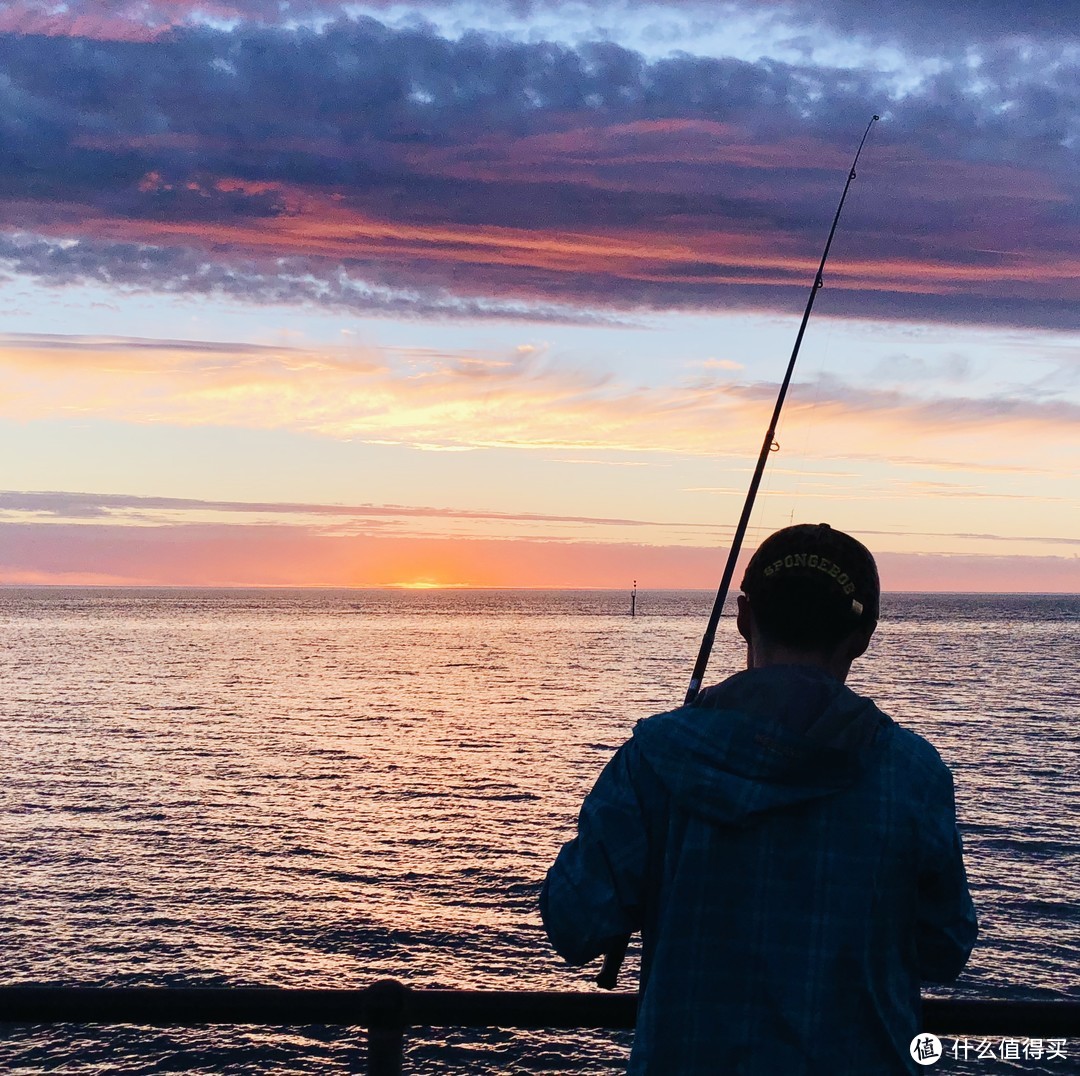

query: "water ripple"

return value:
[0, 588, 1076, 1072]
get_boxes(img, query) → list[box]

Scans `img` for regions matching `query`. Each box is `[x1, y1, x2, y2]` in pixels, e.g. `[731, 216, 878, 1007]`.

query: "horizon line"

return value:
[1, 583, 1076, 596]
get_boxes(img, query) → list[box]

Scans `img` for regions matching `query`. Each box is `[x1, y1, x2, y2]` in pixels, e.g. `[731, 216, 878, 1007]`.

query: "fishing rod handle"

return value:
[596, 934, 630, 989]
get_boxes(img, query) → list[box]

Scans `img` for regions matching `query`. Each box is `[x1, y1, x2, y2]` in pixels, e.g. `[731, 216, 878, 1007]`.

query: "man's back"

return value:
[541, 664, 977, 1075]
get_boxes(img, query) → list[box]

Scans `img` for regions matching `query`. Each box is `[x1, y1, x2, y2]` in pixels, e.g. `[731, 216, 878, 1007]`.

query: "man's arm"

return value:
[540, 741, 654, 967]
[917, 768, 978, 982]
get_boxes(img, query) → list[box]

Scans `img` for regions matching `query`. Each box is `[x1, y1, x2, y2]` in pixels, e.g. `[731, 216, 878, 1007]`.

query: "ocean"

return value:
[1, 588, 1077, 1073]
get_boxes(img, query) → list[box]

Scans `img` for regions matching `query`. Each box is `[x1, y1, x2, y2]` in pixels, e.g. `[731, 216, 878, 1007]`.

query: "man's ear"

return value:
[843, 622, 876, 663]
[736, 594, 753, 643]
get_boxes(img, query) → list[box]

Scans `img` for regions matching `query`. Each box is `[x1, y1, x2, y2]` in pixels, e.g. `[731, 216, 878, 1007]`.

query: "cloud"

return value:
[0, 18, 1077, 326]
[885, 480, 1066, 502]
[3, 2, 1079, 49]
[1, 515, 1076, 590]
[863, 527, 1080, 549]
[0, 234, 623, 324]
[698, 359, 745, 371]
[725, 372, 1080, 444]
[0, 488, 717, 532]
[767, 0, 1080, 51]
[1, 332, 1077, 457]
[821, 375, 1079, 427]
[870, 456, 1052, 476]
[5, 487, 1078, 546]
[0, 330, 746, 450]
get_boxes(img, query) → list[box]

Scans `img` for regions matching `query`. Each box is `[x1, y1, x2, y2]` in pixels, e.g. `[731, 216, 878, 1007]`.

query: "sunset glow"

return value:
[0, 3, 1077, 592]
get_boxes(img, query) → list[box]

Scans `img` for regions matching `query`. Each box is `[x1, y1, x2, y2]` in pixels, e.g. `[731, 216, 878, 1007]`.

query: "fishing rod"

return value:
[595, 114, 880, 991]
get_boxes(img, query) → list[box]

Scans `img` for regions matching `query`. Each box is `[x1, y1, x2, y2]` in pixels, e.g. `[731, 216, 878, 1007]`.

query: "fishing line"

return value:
[785, 146, 878, 524]
[783, 322, 837, 522]
[596, 114, 881, 991]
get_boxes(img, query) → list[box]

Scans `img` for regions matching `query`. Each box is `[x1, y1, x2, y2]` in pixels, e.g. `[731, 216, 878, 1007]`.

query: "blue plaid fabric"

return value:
[541, 665, 977, 1075]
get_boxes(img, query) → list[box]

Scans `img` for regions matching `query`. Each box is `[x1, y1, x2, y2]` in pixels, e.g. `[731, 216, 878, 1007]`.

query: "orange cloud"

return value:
[1, 333, 1077, 471]
[1, 520, 1076, 592]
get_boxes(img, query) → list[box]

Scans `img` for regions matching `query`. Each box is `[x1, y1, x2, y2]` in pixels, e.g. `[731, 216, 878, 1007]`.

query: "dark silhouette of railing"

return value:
[2, 982, 1077, 1075]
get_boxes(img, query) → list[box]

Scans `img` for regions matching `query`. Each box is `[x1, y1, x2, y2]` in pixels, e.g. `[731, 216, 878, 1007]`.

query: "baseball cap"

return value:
[741, 523, 880, 647]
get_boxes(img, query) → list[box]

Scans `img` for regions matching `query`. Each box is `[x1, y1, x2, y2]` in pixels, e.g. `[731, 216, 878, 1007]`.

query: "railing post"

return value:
[365, 978, 410, 1076]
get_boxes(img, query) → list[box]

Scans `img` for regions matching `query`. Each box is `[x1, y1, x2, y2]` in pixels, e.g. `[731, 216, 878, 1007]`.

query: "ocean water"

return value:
[0, 588, 1077, 1073]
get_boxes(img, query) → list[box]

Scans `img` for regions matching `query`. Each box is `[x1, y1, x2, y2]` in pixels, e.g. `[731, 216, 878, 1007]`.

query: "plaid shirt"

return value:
[541, 666, 977, 1075]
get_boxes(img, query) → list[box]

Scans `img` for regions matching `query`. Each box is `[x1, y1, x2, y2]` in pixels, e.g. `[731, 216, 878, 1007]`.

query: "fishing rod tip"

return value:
[872, 114, 880, 121]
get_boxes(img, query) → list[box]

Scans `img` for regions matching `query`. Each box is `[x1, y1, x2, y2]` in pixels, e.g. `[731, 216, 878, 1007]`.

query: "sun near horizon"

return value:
[1, 535, 1076, 593]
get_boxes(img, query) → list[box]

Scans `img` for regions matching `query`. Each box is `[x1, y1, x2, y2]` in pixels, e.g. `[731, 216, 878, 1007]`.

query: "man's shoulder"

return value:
[632, 703, 693, 734]
[874, 711, 956, 786]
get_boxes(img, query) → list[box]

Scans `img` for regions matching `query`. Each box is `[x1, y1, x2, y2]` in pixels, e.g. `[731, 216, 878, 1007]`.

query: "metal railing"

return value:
[2, 982, 1077, 1075]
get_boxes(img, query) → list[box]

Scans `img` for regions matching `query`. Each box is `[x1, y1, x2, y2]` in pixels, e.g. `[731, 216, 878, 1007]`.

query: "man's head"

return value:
[738, 523, 880, 678]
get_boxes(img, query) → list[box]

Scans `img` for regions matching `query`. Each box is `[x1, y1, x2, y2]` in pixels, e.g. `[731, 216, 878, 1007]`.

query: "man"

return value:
[541, 523, 977, 1075]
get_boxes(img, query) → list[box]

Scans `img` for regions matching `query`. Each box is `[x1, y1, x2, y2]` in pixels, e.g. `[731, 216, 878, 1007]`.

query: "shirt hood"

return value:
[631, 665, 890, 826]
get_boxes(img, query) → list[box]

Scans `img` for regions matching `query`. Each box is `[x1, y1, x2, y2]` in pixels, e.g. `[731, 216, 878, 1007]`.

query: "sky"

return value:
[0, 0, 1077, 590]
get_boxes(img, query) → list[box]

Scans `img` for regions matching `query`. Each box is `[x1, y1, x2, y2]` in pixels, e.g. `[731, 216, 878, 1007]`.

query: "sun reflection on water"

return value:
[0, 588, 1075, 1071]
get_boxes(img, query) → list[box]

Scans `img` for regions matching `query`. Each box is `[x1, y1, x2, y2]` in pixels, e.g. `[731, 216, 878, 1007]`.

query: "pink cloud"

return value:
[0, 20, 1077, 327]
[1, 521, 1076, 592]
